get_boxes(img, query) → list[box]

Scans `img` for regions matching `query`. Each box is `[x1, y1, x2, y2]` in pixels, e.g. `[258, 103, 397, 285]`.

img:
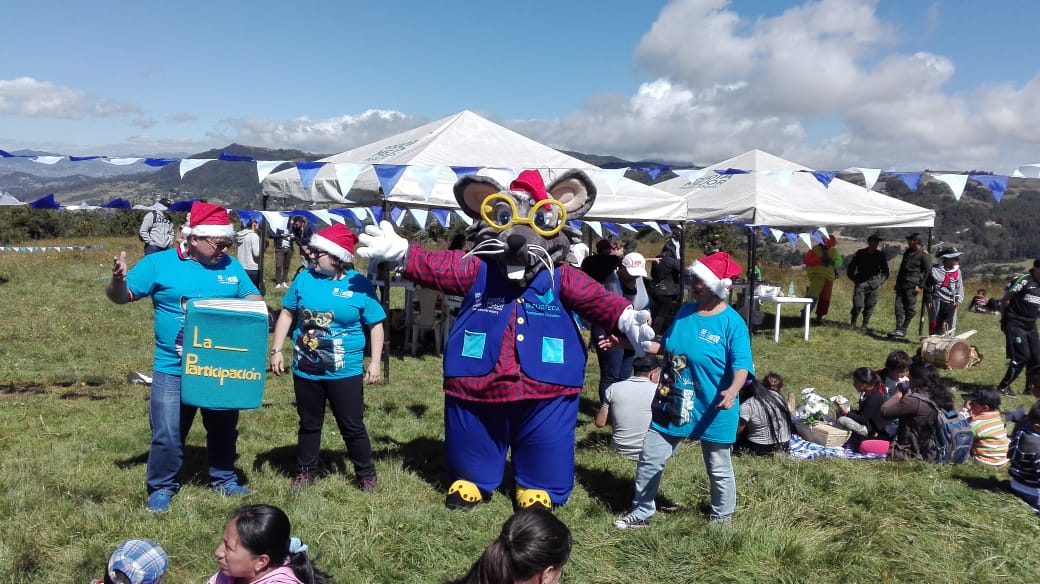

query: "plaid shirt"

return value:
[405, 245, 629, 402]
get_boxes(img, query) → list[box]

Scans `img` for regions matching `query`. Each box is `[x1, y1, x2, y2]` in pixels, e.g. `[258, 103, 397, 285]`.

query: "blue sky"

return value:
[2, 0, 1038, 173]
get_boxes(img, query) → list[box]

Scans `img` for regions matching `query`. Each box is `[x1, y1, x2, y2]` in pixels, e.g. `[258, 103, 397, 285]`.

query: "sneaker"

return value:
[359, 475, 378, 492]
[888, 328, 906, 338]
[709, 515, 733, 525]
[291, 473, 316, 493]
[999, 385, 1017, 397]
[146, 489, 174, 513]
[127, 371, 152, 385]
[613, 513, 651, 530]
[213, 482, 250, 496]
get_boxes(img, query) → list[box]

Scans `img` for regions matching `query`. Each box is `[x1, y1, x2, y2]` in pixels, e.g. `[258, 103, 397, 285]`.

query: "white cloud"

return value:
[0, 77, 140, 119]
[213, 109, 428, 154]
[511, 0, 1040, 173]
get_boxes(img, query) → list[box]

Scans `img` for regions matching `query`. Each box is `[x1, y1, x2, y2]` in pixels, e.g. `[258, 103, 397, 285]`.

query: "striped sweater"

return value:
[969, 410, 1009, 466]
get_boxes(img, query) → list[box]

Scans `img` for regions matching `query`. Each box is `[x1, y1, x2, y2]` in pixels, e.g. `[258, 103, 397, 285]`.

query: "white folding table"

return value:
[756, 295, 814, 342]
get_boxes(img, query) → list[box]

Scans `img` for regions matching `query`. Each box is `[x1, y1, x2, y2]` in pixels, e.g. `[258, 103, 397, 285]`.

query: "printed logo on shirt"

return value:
[698, 328, 722, 344]
[215, 275, 239, 285]
[332, 287, 354, 299]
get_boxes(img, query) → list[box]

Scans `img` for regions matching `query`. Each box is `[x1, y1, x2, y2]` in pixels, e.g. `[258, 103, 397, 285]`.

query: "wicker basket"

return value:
[795, 421, 851, 448]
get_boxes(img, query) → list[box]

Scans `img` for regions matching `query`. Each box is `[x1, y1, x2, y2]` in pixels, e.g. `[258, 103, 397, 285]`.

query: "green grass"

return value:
[1, 238, 1039, 583]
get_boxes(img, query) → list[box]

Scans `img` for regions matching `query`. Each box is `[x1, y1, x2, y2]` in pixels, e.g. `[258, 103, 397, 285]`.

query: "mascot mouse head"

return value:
[454, 169, 596, 287]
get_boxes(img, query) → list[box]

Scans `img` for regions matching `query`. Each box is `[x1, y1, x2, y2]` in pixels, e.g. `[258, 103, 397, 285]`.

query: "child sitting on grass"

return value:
[971, 288, 989, 312]
[876, 350, 912, 397]
[834, 367, 891, 454]
[1008, 402, 1040, 514]
[962, 388, 1009, 467]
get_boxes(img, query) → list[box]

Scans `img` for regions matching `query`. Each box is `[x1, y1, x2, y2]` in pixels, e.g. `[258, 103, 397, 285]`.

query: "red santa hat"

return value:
[184, 202, 234, 238]
[309, 223, 358, 262]
[689, 252, 743, 298]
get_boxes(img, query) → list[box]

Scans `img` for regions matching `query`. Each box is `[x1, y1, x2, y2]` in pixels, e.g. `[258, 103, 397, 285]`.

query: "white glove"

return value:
[617, 306, 654, 358]
[357, 220, 408, 264]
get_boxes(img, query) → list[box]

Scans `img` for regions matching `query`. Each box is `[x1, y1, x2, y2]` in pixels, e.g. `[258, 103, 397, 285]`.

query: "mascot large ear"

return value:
[454, 176, 504, 219]
[547, 170, 596, 220]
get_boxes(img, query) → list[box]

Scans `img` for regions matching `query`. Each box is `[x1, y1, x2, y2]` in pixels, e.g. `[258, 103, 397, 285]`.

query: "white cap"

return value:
[621, 252, 648, 278]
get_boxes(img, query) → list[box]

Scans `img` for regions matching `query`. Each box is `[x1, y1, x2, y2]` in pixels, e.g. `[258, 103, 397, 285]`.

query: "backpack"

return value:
[915, 394, 973, 464]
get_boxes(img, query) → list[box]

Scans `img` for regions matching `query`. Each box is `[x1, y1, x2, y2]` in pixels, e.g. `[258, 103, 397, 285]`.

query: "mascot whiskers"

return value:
[359, 169, 654, 510]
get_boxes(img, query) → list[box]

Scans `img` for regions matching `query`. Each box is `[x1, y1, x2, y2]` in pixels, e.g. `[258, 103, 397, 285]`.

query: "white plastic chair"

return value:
[409, 288, 444, 356]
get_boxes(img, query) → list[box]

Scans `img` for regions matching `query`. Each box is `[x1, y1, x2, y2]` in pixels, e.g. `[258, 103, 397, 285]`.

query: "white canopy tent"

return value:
[261, 110, 687, 223]
[656, 149, 935, 228]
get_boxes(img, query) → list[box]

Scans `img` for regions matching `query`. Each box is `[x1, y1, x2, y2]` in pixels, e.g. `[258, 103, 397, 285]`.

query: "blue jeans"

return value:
[592, 324, 634, 404]
[629, 429, 736, 520]
[147, 371, 241, 494]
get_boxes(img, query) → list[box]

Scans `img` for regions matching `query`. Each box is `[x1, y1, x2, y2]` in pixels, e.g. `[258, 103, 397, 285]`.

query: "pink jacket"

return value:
[207, 566, 303, 584]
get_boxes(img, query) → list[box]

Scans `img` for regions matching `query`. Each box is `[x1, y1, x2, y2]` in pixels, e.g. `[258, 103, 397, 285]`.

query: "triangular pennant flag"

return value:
[632, 165, 667, 181]
[854, 167, 881, 190]
[760, 170, 794, 185]
[144, 158, 178, 167]
[596, 168, 628, 195]
[1013, 170, 1026, 178]
[673, 169, 707, 184]
[811, 231, 824, 246]
[716, 168, 751, 175]
[970, 174, 1009, 203]
[369, 206, 384, 223]
[932, 174, 969, 201]
[586, 220, 603, 237]
[410, 208, 430, 227]
[256, 160, 287, 183]
[390, 207, 406, 227]
[296, 162, 325, 190]
[32, 156, 63, 165]
[809, 170, 837, 188]
[888, 172, 922, 192]
[373, 164, 407, 198]
[408, 165, 443, 201]
[619, 222, 638, 232]
[799, 233, 813, 248]
[333, 163, 365, 197]
[602, 222, 619, 237]
[758, 226, 771, 237]
[350, 207, 371, 224]
[103, 157, 142, 166]
[219, 152, 255, 162]
[179, 158, 214, 179]
[309, 209, 339, 225]
[451, 166, 482, 180]
[454, 209, 474, 225]
[658, 222, 671, 234]
[784, 232, 797, 246]
[818, 227, 829, 240]
[431, 208, 450, 228]
[771, 228, 784, 242]
[261, 211, 289, 232]
[69, 155, 101, 161]
[0, 150, 14, 157]
[481, 167, 517, 187]
[646, 222, 663, 235]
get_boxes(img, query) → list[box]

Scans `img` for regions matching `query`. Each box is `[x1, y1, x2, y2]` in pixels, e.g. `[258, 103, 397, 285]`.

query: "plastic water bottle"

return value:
[787, 281, 796, 298]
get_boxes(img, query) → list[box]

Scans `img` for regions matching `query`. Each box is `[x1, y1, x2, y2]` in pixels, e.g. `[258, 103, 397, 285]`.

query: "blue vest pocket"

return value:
[461, 330, 487, 359]
[542, 336, 565, 364]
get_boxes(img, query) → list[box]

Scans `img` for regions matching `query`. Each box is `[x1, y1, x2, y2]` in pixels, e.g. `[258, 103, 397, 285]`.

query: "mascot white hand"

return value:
[357, 220, 409, 264]
[617, 306, 654, 358]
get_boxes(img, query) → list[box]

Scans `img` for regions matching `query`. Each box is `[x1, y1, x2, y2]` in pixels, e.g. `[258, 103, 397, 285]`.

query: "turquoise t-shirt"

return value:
[282, 269, 386, 379]
[125, 246, 260, 375]
[651, 302, 754, 443]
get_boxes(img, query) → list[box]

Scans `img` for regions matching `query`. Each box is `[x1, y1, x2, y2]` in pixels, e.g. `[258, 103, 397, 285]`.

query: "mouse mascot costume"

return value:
[358, 169, 654, 510]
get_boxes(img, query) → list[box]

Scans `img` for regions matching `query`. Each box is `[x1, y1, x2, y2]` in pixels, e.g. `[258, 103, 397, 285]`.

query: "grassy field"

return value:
[1, 237, 1038, 583]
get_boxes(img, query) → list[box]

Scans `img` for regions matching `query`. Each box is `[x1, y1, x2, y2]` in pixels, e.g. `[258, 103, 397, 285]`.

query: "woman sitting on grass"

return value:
[880, 362, 955, 461]
[835, 367, 891, 454]
[735, 373, 792, 455]
[445, 508, 571, 584]
[209, 504, 331, 584]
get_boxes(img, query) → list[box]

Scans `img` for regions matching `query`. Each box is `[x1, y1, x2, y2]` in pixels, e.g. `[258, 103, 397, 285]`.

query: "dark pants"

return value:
[851, 280, 882, 324]
[893, 286, 918, 330]
[650, 293, 679, 337]
[245, 269, 264, 296]
[1000, 320, 1040, 390]
[274, 248, 293, 283]
[591, 324, 635, 404]
[293, 374, 375, 479]
[143, 244, 166, 255]
[929, 301, 957, 334]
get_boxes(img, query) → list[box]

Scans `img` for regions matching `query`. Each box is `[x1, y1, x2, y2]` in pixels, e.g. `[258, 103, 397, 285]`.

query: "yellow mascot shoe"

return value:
[515, 486, 553, 510]
[445, 480, 484, 510]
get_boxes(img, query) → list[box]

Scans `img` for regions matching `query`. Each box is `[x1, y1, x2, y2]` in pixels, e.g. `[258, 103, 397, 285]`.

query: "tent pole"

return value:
[678, 223, 687, 304]
[918, 227, 934, 337]
[381, 198, 392, 384]
[258, 193, 268, 297]
[746, 228, 756, 342]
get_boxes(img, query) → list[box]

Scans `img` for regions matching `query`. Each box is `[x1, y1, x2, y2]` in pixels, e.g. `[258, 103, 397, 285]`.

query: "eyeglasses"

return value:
[201, 238, 232, 251]
[480, 193, 567, 237]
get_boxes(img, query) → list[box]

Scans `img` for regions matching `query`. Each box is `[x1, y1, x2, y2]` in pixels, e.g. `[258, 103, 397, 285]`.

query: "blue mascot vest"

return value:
[444, 263, 586, 387]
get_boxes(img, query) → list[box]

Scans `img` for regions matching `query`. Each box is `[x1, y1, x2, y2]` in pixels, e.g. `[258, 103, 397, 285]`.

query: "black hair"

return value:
[908, 361, 954, 411]
[737, 377, 792, 445]
[445, 509, 571, 584]
[763, 372, 784, 392]
[884, 350, 912, 373]
[230, 504, 331, 584]
[852, 367, 883, 391]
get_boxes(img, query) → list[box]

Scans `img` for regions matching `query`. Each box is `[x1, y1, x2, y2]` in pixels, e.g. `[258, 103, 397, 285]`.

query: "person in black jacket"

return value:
[888, 232, 930, 338]
[846, 233, 889, 330]
[649, 236, 682, 336]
